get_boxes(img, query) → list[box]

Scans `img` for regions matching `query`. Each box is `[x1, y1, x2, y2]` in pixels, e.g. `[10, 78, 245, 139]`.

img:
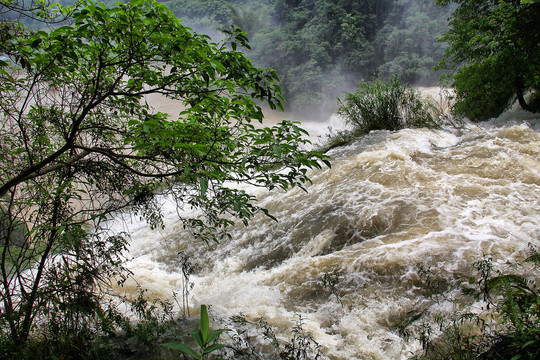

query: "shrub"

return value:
[337, 77, 438, 134]
[227, 314, 323, 360]
[408, 245, 540, 360]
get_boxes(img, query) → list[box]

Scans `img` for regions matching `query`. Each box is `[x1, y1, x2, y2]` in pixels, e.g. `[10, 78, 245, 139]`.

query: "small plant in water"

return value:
[280, 315, 323, 360]
[228, 314, 323, 359]
[173, 251, 197, 318]
[321, 270, 343, 305]
[161, 305, 229, 359]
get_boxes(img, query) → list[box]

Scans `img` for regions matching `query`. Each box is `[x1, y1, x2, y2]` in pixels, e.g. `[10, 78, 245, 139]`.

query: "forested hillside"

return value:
[160, 0, 454, 117]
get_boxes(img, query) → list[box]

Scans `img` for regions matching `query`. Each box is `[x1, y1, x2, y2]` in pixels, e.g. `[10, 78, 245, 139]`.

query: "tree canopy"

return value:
[160, 0, 453, 116]
[436, 0, 540, 120]
[0, 0, 326, 354]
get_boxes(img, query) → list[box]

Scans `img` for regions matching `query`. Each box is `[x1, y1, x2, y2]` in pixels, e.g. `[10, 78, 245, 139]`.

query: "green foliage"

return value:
[337, 77, 438, 134]
[436, 0, 540, 120]
[0, 285, 180, 360]
[0, 0, 327, 356]
[315, 127, 360, 154]
[408, 245, 540, 360]
[175, 251, 197, 318]
[165, 0, 231, 24]
[321, 270, 343, 305]
[449, 53, 516, 121]
[227, 3, 270, 40]
[259, 0, 387, 112]
[161, 305, 229, 360]
[416, 263, 453, 304]
[0, 229, 132, 360]
[167, 0, 454, 114]
[278, 315, 322, 360]
[374, 0, 451, 85]
[229, 314, 322, 360]
[478, 249, 540, 360]
[121, 287, 177, 351]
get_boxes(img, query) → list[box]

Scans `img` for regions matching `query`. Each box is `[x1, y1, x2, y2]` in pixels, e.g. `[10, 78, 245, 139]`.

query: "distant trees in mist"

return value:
[161, 0, 454, 117]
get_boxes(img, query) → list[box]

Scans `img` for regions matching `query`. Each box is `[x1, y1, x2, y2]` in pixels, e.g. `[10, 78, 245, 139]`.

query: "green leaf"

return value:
[190, 330, 204, 348]
[203, 343, 228, 355]
[161, 342, 201, 359]
[199, 177, 208, 196]
[31, 38, 42, 48]
[209, 59, 226, 72]
[207, 329, 229, 344]
[200, 304, 210, 345]
[202, 72, 209, 84]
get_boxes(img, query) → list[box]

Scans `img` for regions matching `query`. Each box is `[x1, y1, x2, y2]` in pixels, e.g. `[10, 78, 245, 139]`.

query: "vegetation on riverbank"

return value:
[161, 0, 453, 117]
[407, 244, 540, 360]
[318, 77, 455, 153]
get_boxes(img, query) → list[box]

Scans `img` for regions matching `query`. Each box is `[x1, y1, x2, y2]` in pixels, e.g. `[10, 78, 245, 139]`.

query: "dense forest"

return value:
[158, 0, 453, 118]
[3, 0, 455, 117]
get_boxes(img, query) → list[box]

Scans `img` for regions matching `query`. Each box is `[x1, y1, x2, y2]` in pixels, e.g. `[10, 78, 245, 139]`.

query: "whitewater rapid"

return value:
[108, 106, 540, 359]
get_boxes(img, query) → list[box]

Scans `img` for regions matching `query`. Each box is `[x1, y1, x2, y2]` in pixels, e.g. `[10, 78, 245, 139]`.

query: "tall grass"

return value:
[337, 77, 438, 134]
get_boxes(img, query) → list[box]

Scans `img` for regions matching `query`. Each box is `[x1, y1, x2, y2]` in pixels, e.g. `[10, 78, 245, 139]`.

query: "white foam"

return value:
[109, 112, 540, 359]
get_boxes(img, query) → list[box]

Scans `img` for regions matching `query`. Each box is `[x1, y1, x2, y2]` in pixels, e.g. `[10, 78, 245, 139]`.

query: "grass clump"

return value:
[337, 76, 439, 134]
[317, 77, 452, 153]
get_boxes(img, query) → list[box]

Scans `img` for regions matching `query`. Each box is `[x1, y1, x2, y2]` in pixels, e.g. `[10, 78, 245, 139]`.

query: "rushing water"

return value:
[108, 99, 540, 359]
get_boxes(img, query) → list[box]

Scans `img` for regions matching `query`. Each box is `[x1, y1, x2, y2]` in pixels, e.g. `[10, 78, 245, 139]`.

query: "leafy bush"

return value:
[409, 245, 540, 360]
[450, 59, 515, 121]
[337, 77, 439, 135]
[227, 314, 323, 360]
[475, 249, 540, 360]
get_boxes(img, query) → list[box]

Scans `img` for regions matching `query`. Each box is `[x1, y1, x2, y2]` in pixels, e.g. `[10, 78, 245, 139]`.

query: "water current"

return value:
[108, 93, 540, 359]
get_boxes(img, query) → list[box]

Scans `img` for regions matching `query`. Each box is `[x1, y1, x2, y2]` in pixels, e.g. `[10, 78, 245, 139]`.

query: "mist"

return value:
[162, 0, 454, 121]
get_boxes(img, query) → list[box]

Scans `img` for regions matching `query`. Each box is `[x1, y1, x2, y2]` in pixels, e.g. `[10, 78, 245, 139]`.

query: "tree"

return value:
[167, 0, 453, 115]
[227, 3, 269, 40]
[436, 0, 540, 120]
[374, 0, 451, 85]
[0, 0, 327, 355]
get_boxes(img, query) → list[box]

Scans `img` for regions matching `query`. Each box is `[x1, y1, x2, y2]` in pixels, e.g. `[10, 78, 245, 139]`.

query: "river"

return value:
[107, 92, 540, 359]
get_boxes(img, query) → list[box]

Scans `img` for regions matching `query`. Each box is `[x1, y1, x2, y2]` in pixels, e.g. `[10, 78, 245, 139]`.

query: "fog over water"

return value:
[109, 92, 540, 359]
